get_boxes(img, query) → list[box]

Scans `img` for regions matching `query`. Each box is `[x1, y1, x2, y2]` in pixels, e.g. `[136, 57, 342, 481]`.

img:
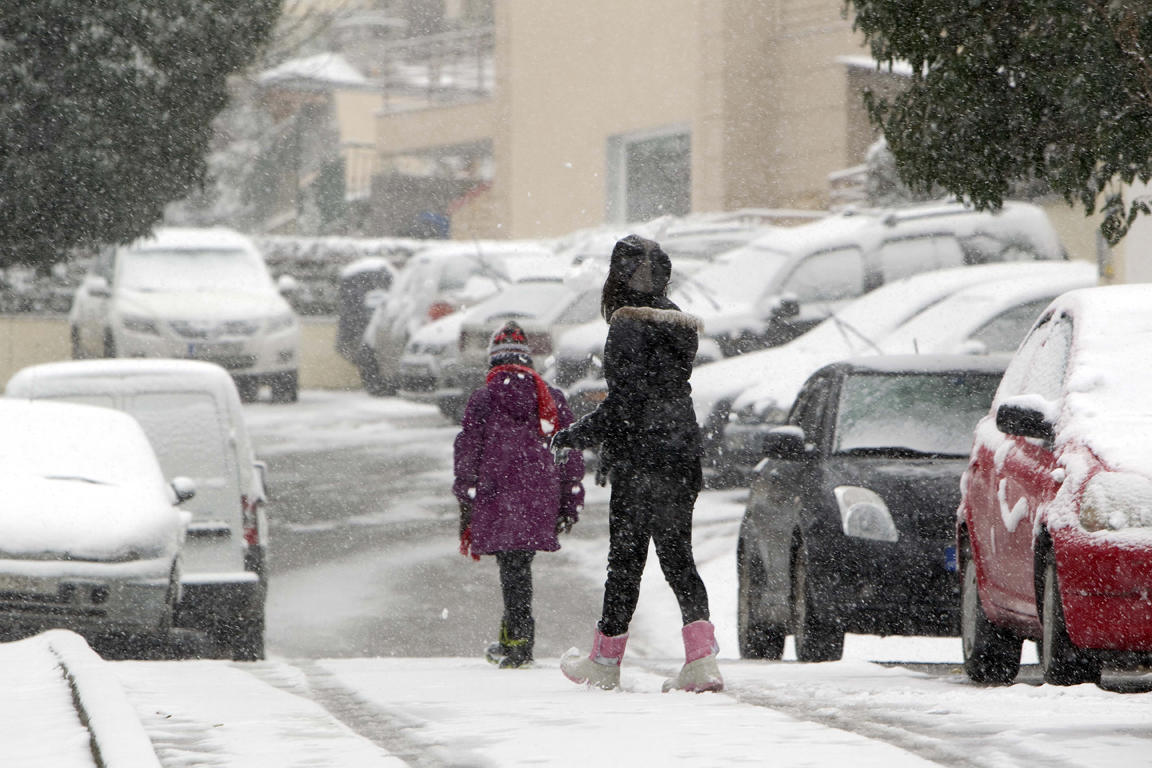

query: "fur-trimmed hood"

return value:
[609, 305, 704, 334]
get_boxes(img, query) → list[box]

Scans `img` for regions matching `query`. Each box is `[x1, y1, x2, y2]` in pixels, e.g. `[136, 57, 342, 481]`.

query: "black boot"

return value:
[485, 621, 512, 666]
[499, 618, 534, 669]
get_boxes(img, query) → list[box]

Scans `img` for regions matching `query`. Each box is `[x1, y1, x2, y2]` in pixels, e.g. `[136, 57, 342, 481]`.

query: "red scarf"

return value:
[486, 364, 559, 437]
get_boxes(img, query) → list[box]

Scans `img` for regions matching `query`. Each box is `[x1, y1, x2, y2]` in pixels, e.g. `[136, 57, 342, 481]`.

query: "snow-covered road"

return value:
[5, 390, 1152, 767]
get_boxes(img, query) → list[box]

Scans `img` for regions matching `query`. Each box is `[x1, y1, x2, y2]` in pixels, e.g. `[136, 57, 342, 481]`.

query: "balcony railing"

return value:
[373, 27, 494, 113]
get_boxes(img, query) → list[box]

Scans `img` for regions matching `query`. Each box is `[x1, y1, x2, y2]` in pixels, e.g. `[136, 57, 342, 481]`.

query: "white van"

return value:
[6, 359, 269, 659]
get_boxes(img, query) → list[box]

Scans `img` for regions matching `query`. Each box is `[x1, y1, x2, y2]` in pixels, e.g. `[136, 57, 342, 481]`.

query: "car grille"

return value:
[170, 320, 261, 339]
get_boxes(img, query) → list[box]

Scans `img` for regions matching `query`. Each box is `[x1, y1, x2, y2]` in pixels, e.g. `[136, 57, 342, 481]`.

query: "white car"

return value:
[6, 359, 270, 660]
[69, 227, 300, 403]
[0, 398, 191, 648]
[358, 239, 558, 395]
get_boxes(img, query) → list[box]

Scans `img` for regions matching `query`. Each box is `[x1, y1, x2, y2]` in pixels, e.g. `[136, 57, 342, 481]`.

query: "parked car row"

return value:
[1, 360, 269, 660]
[735, 279, 1152, 688]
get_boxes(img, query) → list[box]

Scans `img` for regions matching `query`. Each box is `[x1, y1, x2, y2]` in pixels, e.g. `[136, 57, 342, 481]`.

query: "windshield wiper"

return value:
[42, 475, 109, 485]
[837, 446, 962, 459]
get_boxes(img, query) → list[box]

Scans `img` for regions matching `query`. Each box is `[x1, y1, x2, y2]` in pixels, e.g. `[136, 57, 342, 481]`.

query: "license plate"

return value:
[188, 341, 243, 358]
[0, 574, 57, 596]
[944, 545, 958, 573]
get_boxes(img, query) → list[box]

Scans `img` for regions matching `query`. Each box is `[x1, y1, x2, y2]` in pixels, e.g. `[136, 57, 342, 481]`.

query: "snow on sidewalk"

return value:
[320, 657, 939, 767]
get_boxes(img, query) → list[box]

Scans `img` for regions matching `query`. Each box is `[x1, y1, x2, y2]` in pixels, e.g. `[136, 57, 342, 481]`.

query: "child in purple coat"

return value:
[453, 321, 585, 668]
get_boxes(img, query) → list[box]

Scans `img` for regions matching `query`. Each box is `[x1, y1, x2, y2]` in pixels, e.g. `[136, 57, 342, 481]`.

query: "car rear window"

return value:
[834, 372, 1001, 457]
[131, 392, 237, 521]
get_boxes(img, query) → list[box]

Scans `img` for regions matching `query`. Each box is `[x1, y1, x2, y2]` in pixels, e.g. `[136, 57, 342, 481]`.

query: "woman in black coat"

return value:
[552, 234, 723, 693]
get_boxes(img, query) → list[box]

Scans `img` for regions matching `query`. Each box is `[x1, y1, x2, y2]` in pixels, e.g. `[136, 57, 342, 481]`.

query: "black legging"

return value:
[598, 468, 709, 637]
[496, 550, 535, 642]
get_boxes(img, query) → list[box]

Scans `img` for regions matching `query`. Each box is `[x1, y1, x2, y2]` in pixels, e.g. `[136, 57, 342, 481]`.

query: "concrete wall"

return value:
[0, 316, 361, 391]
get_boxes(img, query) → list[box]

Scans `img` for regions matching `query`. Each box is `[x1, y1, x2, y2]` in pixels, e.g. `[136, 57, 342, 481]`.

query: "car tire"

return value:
[235, 377, 260, 403]
[960, 547, 1022, 684]
[356, 346, 394, 396]
[1040, 556, 1101, 686]
[737, 543, 785, 659]
[269, 371, 298, 403]
[790, 543, 844, 662]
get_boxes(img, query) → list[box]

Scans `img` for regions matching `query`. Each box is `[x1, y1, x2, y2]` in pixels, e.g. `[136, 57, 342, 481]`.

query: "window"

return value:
[606, 128, 690, 224]
[877, 235, 965, 282]
[967, 299, 1053, 354]
[781, 247, 866, 302]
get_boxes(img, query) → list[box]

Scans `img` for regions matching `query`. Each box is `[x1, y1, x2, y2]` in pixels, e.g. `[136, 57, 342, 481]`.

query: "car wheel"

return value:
[790, 543, 843, 662]
[1039, 556, 1101, 686]
[356, 346, 394, 396]
[269, 371, 298, 403]
[234, 377, 260, 403]
[737, 543, 785, 659]
[960, 546, 1022, 684]
[102, 329, 116, 358]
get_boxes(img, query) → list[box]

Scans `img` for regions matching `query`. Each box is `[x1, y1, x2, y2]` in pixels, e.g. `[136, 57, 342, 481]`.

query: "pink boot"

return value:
[662, 620, 724, 693]
[561, 627, 628, 690]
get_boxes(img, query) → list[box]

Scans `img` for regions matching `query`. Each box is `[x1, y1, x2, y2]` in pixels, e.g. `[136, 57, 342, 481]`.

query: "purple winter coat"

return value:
[453, 368, 585, 555]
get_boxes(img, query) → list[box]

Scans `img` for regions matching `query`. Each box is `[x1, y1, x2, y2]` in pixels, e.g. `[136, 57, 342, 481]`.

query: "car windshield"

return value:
[834, 372, 1002, 457]
[119, 248, 272, 293]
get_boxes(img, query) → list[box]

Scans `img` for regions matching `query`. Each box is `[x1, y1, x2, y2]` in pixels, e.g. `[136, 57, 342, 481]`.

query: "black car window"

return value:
[833, 372, 1002, 457]
[791, 375, 833, 447]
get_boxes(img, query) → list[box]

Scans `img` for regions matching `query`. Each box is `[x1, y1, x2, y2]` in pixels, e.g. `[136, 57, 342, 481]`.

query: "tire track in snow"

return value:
[243, 660, 479, 768]
[632, 660, 1084, 768]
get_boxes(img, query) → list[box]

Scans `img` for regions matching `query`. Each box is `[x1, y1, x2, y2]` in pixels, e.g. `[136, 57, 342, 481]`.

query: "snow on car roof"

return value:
[130, 227, 259, 253]
[1049, 284, 1152, 474]
[820, 353, 1012, 376]
[7, 359, 238, 399]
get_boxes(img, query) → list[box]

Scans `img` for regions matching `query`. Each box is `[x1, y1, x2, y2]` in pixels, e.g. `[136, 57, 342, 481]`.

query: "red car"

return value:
[957, 284, 1152, 686]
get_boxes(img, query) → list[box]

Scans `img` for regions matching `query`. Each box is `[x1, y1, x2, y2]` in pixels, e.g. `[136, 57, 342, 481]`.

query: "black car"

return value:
[736, 354, 1008, 662]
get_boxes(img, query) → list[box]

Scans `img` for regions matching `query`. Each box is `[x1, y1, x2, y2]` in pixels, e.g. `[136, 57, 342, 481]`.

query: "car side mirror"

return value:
[171, 476, 197, 505]
[996, 399, 1055, 442]
[762, 426, 808, 461]
[87, 276, 111, 298]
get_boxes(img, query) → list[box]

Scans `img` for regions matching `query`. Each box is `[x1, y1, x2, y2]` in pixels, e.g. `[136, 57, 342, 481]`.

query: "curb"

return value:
[45, 630, 161, 768]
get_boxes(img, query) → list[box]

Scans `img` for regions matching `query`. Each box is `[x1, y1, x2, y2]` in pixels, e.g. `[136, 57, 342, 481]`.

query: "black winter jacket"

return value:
[564, 298, 703, 477]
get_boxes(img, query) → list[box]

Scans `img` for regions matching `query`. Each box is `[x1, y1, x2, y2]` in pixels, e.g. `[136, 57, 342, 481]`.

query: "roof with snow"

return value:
[258, 53, 368, 89]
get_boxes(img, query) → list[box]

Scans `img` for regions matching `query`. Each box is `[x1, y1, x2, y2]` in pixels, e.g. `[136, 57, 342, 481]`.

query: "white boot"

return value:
[663, 620, 724, 693]
[561, 627, 628, 690]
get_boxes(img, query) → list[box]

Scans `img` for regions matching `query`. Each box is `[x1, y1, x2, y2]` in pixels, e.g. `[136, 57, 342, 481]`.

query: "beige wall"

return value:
[497, 0, 701, 237]
[373, 0, 878, 238]
[0, 317, 360, 391]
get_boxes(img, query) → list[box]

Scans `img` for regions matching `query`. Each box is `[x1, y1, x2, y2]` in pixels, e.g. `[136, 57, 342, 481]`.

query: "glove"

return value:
[550, 428, 575, 454]
[458, 500, 472, 538]
[555, 512, 576, 536]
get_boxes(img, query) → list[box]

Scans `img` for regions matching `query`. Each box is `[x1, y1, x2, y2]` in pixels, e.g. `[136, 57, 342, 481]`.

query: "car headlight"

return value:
[833, 486, 899, 542]
[120, 314, 160, 335]
[1079, 471, 1152, 532]
[266, 312, 297, 333]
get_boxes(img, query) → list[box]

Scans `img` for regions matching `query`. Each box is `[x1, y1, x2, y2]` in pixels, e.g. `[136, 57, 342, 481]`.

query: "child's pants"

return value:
[496, 550, 535, 643]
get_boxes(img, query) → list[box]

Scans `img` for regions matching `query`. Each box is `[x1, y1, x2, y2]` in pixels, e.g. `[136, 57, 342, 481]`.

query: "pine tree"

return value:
[848, 0, 1152, 244]
[0, 0, 281, 268]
